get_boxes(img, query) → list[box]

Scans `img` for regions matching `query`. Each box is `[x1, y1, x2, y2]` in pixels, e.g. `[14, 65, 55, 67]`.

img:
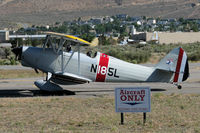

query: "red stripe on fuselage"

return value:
[96, 53, 109, 82]
[173, 48, 184, 82]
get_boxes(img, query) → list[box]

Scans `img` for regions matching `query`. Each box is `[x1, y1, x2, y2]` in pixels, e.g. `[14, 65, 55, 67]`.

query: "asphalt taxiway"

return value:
[0, 63, 199, 97]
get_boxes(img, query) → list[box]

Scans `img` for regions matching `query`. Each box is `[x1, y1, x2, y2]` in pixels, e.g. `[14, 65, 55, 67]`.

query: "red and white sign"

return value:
[115, 87, 151, 112]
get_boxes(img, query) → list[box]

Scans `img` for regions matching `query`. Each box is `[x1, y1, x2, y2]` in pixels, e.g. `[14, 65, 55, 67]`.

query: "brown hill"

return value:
[0, 0, 200, 28]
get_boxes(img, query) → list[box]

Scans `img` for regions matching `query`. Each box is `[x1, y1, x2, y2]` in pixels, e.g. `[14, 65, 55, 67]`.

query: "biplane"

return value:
[12, 32, 189, 91]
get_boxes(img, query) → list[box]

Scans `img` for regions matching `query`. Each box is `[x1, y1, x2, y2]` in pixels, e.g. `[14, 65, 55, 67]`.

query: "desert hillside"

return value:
[0, 0, 200, 27]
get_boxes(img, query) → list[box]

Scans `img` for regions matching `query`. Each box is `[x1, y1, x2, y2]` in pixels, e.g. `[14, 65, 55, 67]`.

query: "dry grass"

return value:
[0, 94, 199, 132]
[0, 70, 43, 79]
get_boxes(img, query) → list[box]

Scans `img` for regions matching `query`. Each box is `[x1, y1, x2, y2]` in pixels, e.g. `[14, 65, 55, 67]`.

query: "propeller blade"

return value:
[12, 47, 22, 60]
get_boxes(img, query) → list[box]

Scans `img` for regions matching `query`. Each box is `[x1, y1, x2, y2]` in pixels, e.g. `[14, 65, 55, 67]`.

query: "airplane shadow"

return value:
[0, 89, 75, 98]
[0, 89, 114, 98]
[0, 88, 166, 98]
[74, 90, 114, 93]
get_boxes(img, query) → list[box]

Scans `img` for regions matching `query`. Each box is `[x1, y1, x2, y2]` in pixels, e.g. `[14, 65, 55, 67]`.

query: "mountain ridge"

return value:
[0, 0, 200, 27]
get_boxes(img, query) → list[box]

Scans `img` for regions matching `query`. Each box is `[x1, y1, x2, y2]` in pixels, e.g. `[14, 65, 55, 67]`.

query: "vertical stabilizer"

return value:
[156, 47, 189, 83]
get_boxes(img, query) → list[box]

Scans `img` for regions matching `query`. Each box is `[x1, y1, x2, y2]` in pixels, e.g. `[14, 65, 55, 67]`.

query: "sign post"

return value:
[115, 87, 151, 125]
[121, 113, 124, 125]
[143, 112, 146, 125]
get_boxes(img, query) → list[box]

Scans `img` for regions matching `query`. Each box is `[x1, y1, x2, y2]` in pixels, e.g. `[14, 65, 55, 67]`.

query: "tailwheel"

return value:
[174, 84, 182, 89]
[177, 85, 182, 89]
[172, 83, 182, 89]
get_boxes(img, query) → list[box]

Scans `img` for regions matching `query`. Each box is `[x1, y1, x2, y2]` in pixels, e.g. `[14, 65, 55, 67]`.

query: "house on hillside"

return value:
[116, 14, 128, 20]
[157, 19, 169, 25]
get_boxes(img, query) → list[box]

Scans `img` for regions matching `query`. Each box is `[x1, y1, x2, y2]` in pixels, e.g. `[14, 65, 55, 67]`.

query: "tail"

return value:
[155, 47, 189, 83]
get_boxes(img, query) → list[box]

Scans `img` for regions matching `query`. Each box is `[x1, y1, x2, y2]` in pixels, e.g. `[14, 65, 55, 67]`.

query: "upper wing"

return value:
[50, 72, 92, 85]
[44, 31, 92, 46]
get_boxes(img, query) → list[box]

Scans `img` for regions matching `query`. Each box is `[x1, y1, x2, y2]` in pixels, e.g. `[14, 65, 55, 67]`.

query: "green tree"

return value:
[98, 34, 111, 45]
[95, 24, 105, 34]
[80, 24, 91, 34]
[55, 22, 60, 25]
[105, 23, 113, 33]
[4, 48, 11, 59]
[80, 33, 95, 42]
[31, 39, 43, 47]
[25, 38, 32, 46]
[70, 24, 81, 35]
[143, 16, 146, 21]
[170, 22, 176, 32]
[57, 25, 68, 33]
[179, 18, 184, 23]
[191, 23, 199, 32]
[119, 25, 126, 34]
[17, 38, 23, 47]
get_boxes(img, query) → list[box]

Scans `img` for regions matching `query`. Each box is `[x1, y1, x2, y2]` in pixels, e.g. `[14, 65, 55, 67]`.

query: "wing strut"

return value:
[62, 44, 81, 75]
[43, 35, 50, 51]
[57, 37, 66, 73]
[64, 51, 75, 69]
[78, 43, 80, 75]
[57, 38, 66, 54]
[61, 50, 64, 73]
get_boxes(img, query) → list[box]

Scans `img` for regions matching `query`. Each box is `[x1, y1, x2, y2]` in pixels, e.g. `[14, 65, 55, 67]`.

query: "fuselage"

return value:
[21, 46, 173, 83]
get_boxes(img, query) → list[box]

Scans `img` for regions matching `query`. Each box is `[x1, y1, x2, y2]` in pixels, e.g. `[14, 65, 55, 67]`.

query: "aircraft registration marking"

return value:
[96, 53, 109, 82]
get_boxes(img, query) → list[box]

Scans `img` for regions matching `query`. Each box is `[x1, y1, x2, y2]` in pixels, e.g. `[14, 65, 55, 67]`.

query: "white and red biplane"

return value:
[12, 32, 189, 91]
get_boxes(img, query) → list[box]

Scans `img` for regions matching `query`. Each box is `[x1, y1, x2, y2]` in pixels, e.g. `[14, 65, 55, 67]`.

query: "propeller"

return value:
[12, 47, 22, 60]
